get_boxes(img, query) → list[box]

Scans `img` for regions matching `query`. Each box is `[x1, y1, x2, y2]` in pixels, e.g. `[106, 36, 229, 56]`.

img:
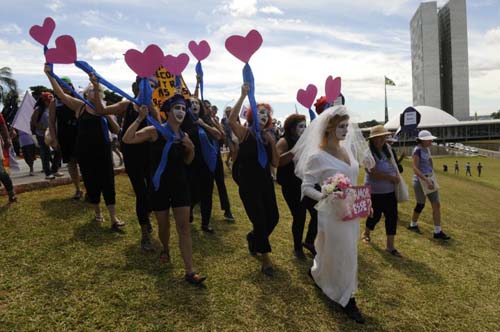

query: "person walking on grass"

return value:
[407, 130, 450, 240]
[477, 162, 483, 177]
[0, 112, 17, 203]
[465, 162, 472, 176]
[454, 160, 459, 175]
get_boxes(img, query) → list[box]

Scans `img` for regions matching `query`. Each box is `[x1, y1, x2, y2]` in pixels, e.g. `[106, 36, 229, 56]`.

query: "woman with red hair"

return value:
[229, 83, 279, 276]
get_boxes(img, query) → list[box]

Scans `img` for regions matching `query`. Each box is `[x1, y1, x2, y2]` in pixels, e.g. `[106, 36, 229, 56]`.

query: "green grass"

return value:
[1, 158, 500, 332]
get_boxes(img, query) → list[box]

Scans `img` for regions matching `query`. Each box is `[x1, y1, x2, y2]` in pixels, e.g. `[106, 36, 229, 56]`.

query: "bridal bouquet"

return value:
[316, 173, 371, 221]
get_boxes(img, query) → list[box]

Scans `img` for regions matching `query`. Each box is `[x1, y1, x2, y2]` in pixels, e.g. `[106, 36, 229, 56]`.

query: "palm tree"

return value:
[0, 66, 18, 104]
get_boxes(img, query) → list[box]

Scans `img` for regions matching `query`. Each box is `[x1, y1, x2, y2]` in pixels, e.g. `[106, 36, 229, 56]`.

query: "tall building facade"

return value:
[411, 0, 470, 121]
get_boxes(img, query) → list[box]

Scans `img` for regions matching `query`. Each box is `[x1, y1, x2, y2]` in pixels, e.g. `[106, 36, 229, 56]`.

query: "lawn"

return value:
[0, 156, 499, 332]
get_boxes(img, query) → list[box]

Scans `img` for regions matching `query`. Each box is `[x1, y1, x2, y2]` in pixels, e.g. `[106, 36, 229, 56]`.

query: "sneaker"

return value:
[45, 174, 56, 180]
[223, 210, 235, 222]
[343, 298, 365, 324]
[407, 225, 422, 234]
[201, 225, 215, 234]
[54, 171, 64, 177]
[433, 231, 451, 240]
[8, 195, 17, 203]
[73, 190, 83, 200]
[141, 237, 154, 252]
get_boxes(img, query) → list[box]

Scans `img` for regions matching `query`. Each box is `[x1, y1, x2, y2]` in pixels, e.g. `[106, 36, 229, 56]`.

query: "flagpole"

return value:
[384, 77, 388, 123]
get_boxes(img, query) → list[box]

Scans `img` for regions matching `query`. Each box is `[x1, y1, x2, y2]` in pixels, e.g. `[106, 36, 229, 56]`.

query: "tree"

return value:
[0, 67, 18, 104]
[29, 85, 53, 101]
[1, 90, 19, 124]
[358, 120, 380, 128]
[491, 110, 500, 119]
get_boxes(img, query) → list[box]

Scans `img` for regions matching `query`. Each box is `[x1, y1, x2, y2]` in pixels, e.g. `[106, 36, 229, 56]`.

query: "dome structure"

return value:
[385, 106, 460, 130]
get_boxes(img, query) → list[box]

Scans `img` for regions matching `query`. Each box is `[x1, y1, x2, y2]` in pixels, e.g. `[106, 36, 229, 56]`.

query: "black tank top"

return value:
[76, 107, 108, 146]
[55, 100, 77, 134]
[149, 132, 189, 187]
[236, 130, 272, 187]
[276, 135, 301, 187]
[121, 102, 149, 158]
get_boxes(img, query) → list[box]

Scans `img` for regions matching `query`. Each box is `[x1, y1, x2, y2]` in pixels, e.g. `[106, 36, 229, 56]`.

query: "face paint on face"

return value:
[335, 120, 349, 141]
[190, 98, 200, 117]
[171, 104, 186, 123]
[296, 121, 307, 137]
[257, 107, 269, 127]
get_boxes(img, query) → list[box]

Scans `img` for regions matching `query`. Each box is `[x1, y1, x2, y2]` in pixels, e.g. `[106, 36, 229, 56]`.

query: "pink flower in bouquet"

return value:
[321, 173, 352, 198]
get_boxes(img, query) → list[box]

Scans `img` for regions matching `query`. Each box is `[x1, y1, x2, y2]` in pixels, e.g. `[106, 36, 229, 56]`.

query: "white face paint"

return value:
[296, 121, 307, 137]
[257, 107, 269, 127]
[190, 98, 200, 117]
[171, 104, 186, 123]
[335, 120, 349, 141]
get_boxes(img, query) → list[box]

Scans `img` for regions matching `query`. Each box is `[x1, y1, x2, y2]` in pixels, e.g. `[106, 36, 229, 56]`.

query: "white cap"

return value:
[418, 130, 437, 140]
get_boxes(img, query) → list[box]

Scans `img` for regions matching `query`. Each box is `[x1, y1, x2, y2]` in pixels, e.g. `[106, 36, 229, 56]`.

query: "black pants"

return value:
[0, 161, 13, 193]
[214, 151, 230, 211]
[124, 152, 150, 226]
[365, 192, 398, 235]
[282, 183, 318, 251]
[190, 162, 214, 226]
[21, 144, 35, 169]
[78, 144, 116, 205]
[239, 179, 279, 254]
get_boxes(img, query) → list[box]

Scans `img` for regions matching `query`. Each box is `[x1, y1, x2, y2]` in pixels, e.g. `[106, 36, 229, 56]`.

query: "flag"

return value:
[385, 76, 396, 86]
[12, 91, 36, 134]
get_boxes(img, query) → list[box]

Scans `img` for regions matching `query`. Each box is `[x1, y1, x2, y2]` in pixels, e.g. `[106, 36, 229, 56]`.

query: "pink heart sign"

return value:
[296, 84, 318, 109]
[124, 44, 164, 78]
[325, 76, 342, 103]
[225, 30, 263, 63]
[188, 40, 211, 62]
[45, 35, 77, 64]
[29, 17, 56, 46]
[162, 53, 190, 76]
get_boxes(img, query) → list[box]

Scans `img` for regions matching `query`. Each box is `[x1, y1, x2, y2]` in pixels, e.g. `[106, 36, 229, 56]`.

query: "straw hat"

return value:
[367, 125, 392, 140]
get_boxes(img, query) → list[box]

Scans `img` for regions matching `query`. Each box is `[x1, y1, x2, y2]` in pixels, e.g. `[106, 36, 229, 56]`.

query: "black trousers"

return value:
[239, 178, 279, 254]
[214, 151, 230, 211]
[281, 183, 318, 251]
[123, 152, 151, 226]
[365, 191, 398, 235]
[78, 144, 116, 205]
[190, 162, 215, 226]
[0, 161, 13, 193]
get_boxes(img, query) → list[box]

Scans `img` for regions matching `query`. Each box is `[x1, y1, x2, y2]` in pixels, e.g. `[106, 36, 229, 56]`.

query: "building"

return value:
[410, 0, 470, 121]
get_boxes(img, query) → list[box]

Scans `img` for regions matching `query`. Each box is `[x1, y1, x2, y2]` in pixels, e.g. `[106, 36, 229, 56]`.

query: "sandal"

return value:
[184, 272, 206, 284]
[159, 250, 170, 264]
[95, 214, 104, 222]
[386, 249, 402, 257]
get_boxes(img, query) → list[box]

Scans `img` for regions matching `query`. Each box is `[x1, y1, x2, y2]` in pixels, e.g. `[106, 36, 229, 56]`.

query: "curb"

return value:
[0, 167, 126, 196]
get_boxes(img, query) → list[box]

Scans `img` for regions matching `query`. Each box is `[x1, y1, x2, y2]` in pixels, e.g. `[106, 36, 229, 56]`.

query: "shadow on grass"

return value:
[71, 219, 124, 247]
[189, 220, 238, 258]
[371, 244, 444, 284]
[40, 197, 87, 220]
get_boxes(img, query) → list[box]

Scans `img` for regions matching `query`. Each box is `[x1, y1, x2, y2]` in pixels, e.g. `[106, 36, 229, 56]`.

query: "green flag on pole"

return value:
[385, 76, 396, 86]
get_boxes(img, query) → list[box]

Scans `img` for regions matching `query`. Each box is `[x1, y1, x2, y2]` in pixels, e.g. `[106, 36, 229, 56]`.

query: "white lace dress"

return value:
[301, 149, 360, 307]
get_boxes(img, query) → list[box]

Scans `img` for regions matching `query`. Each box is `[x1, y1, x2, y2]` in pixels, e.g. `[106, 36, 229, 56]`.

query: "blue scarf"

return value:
[242, 63, 268, 168]
[195, 61, 205, 101]
[187, 109, 217, 173]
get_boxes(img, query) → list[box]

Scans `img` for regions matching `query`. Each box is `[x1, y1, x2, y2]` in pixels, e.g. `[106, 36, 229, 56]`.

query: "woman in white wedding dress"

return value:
[292, 105, 373, 324]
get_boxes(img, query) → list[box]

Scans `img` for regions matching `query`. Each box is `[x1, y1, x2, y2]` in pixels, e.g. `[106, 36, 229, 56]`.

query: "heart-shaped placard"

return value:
[188, 40, 211, 62]
[45, 35, 77, 64]
[162, 53, 190, 76]
[124, 44, 164, 78]
[29, 17, 56, 46]
[325, 76, 342, 103]
[296, 84, 318, 109]
[225, 30, 263, 63]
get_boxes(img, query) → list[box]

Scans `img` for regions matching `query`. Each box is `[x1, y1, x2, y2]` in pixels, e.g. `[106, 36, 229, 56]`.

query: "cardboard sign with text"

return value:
[152, 66, 191, 120]
[342, 185, 372, 221]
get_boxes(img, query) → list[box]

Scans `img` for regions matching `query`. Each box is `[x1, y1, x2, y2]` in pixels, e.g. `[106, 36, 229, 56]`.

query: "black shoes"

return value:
[141, 237, 154, 252]
[343, 298, 365, 324]
[433, 231, 451, 240]
[407, 225, 422, 234]
[303, 242, 316, 256]
[261, 265, 274, 277]
[201, 225, 215, 234]
[223, 210, 235, 222]
[294, 249, 306, 259]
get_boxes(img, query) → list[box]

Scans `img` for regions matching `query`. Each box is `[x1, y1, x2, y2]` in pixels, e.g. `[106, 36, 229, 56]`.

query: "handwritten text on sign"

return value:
[342, 185, 372, 221]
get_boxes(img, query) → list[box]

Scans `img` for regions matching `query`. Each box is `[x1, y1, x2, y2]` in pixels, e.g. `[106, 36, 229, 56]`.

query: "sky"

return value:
[1, 0, 499, 122]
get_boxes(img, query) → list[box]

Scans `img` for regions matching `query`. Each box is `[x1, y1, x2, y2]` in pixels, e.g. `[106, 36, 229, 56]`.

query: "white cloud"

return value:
[46, 0, 64, 12]
[221, 0, 258, 17]
[0, 24, 22, 35]
[260, 6, 284, 15]
[85, 37, 137, 61]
